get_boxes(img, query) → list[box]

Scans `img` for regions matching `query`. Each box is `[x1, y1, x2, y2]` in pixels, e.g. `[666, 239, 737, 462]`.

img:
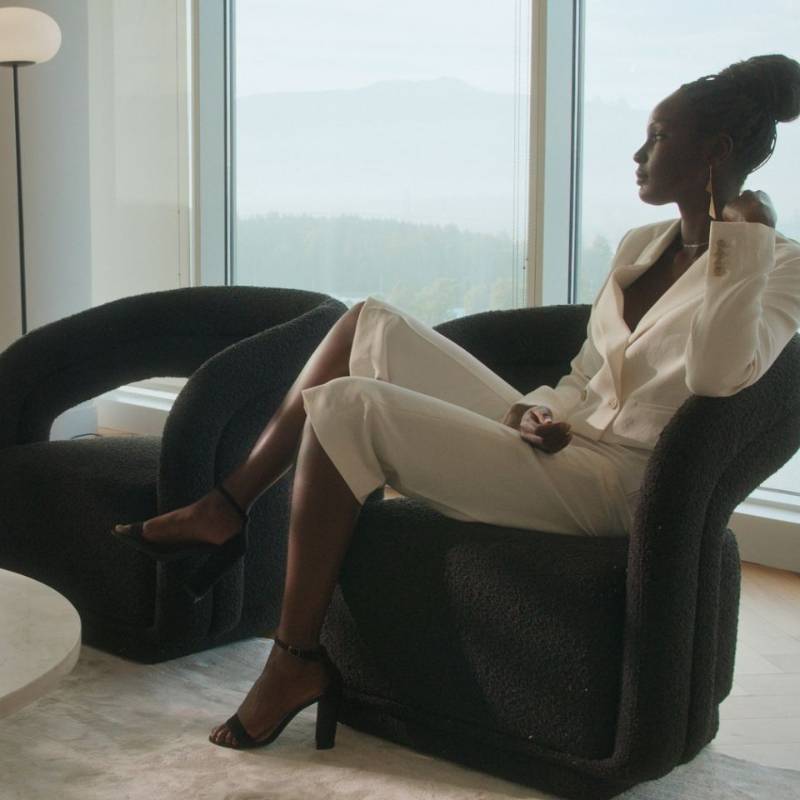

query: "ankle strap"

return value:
[273, 636, 327, 662]
[215, 483, 249, 522]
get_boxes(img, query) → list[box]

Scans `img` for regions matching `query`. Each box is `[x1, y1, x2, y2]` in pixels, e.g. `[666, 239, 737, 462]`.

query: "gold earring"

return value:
[705, 164, 717, 220]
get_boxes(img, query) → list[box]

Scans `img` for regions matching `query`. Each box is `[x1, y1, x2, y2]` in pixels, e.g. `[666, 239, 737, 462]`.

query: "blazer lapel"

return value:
[614, 219, 682, 291]
[593, 219, 705, 394]
[626, 252, 707, 345]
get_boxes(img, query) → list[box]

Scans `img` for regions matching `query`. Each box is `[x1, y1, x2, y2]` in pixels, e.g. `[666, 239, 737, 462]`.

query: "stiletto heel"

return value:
[111, 482, 250, 599]
[315, 677, 342, 749]
[211, 636, 343, 751]
[183, 524, 249, 602]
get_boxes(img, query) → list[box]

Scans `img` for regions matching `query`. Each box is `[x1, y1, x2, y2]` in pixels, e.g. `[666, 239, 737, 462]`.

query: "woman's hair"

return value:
[678, 54, 800, 179]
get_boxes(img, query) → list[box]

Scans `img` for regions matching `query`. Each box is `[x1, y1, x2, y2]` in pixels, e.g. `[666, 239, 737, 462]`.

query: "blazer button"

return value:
[609, 397, 618, 409]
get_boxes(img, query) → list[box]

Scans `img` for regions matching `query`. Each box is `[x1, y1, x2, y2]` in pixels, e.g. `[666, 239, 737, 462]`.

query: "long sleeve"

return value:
[685, 221, 800, 397]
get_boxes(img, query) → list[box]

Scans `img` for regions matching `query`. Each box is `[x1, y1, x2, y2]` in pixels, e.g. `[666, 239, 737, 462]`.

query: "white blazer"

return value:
[512, 219, 800, 452]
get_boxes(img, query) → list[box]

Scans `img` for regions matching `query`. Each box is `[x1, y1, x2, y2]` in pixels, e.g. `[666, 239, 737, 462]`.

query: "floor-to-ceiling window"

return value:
[577, 0, 800, 497]
[233, 0, 532, 324]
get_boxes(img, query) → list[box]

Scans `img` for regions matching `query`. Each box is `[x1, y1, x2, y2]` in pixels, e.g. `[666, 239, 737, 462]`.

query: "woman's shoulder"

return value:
[776, 229, 800, 262]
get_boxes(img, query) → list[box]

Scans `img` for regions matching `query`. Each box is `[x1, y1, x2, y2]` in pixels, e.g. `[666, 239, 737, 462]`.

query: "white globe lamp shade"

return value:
[0, 7, 61, 66]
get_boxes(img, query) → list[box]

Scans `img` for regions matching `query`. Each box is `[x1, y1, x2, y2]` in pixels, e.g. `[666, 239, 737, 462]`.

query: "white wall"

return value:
[0, 0, 92, 350]
[0, 0, 191, 437]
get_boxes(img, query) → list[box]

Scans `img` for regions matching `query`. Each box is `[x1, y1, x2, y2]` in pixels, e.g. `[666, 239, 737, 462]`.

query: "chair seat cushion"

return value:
[0, 436, 162, 627]
[322, 496, 630, 759]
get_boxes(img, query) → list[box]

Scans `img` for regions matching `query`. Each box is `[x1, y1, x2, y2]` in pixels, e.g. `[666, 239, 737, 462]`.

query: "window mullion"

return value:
[526, 0, 582, 308]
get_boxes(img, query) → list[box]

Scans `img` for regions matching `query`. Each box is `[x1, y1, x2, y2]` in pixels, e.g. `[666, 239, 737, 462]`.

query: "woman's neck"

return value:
[678, 194, 722, 244]
[677, 177, 741, 244]
[678, 216, 710, 246]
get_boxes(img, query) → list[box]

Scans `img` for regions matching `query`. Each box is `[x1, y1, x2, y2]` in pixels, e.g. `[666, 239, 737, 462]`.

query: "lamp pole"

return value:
[0, 7, 62, 338]
[10, 62, 31, 335]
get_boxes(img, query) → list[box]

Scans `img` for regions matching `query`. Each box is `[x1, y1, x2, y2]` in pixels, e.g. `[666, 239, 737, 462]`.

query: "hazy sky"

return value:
[234, 1, 800, 241]
[235, 0, 529, 96]
[584, 0, 800, 109]
[236, 0, 799, 103]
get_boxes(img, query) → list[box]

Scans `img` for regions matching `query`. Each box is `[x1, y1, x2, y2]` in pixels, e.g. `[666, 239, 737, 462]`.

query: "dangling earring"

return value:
[705, 164, 718, 221]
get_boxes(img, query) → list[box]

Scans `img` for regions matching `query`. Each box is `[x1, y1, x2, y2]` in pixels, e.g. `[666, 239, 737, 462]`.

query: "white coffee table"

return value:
[0, 568, 82, 718]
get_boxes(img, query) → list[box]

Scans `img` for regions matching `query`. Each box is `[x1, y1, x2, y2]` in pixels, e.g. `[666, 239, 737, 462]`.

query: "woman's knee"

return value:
[347, 299, 367, 321]
[316, 375, 381, 402]
[302, 376, 377, 415]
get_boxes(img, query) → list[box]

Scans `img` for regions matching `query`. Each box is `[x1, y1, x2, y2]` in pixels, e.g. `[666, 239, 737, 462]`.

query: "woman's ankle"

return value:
[273, 629, 320, 652]
[193, 490, 245, 544]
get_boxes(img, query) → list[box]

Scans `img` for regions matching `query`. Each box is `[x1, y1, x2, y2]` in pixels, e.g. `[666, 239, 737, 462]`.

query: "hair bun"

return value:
[721, 54, 800, 123]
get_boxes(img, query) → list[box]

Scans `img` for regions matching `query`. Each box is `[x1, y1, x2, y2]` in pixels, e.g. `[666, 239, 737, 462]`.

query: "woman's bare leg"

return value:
[210, 416, 361, 746]
[114, 300, 366, 544]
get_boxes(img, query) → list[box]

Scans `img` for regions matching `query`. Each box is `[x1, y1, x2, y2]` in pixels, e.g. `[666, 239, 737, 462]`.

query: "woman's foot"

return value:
[113, 486, 245, 547]
[209, 639, 331, 748]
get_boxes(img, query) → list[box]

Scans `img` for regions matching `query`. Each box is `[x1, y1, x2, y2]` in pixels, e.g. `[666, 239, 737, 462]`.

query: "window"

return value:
[233, 0, 532, 324]
[577, 0, 800, 497]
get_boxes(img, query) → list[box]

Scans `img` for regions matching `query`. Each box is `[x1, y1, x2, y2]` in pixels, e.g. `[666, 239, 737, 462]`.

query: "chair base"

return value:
[337, 689, 635, 800]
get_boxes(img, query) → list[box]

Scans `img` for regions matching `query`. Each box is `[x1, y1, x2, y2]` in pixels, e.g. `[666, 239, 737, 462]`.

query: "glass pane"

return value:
[234, 0, 531, 324]
[579, 0, 800, 495]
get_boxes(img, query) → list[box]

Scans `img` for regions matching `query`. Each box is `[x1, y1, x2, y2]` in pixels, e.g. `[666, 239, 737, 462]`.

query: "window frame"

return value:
[527, 0, 584, 308]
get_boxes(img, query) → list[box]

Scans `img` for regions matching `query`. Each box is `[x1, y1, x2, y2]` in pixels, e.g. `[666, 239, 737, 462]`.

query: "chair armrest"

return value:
[0, 286, 338, 448]
[613, 333, 800, 776]
[434, 304, 591, 393]
[156, 297, 347, 513]
[147, 297, 345, 640]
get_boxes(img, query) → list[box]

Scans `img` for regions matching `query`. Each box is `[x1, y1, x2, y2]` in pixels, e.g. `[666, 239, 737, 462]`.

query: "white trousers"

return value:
[300, 296, 651, 537]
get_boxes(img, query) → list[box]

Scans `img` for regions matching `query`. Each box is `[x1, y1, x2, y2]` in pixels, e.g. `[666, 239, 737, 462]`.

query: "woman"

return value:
[113, 54, 800, 750]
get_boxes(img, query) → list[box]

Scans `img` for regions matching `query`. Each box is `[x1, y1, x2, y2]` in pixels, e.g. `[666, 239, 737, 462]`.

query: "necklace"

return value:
[680, 240, 708, 250]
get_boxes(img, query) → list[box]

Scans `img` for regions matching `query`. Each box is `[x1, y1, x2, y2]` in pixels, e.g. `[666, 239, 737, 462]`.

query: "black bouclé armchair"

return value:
[319, 302, 800, 799]
[0, 286, 347, 663]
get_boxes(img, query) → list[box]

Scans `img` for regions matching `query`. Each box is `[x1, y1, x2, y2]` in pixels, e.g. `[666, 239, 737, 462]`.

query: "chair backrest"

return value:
[437, 301, 800, 775]
[434, 303, 590, 393]
[0, 286, 335, 448]
[614, 332, 800, 774]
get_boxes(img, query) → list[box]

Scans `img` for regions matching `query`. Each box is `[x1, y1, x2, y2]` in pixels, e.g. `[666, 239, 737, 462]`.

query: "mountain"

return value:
[236, 78, 528, 237]
[236, 78, 800, 245]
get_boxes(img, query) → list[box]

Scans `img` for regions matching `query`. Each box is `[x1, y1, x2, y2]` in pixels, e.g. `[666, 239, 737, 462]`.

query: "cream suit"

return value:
[514, 219, 800, 448]
[300, 219, 800, 538]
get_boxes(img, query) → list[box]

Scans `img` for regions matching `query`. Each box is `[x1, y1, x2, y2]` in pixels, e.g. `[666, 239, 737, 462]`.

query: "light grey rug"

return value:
[3, 638, 799, 800]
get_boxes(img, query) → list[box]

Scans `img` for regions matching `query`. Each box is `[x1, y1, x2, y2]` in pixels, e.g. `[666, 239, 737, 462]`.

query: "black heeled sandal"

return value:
[211, 636, 344, 751]
[111, 483, 250, 600]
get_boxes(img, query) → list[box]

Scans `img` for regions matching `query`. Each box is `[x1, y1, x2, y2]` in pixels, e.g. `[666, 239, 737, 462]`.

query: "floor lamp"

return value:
[0, 7, 61, 336]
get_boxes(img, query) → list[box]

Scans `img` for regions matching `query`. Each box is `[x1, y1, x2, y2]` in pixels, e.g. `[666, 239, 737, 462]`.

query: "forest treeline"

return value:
[236, 213, 613, 324]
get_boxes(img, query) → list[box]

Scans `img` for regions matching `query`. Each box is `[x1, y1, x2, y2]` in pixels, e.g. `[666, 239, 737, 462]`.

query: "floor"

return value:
[710, 561, 800, 770]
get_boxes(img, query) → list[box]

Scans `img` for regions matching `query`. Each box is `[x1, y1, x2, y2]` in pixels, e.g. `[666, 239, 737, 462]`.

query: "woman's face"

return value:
[633, 91, 709, 206]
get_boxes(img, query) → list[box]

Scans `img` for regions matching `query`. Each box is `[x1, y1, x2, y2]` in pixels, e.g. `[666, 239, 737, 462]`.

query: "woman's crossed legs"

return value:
[116, 296, 626, 747]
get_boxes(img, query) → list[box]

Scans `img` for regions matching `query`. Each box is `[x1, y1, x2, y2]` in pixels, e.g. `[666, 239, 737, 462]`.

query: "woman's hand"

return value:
[504, 405, 572, 454]
[721, 189, 777, 228]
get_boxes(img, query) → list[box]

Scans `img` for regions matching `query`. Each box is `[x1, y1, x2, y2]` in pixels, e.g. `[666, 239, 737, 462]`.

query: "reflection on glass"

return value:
[234, 0, 531, 324]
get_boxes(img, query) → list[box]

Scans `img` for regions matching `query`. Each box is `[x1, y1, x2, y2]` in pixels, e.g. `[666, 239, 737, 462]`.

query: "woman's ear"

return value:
[710, 132, 734, 167]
